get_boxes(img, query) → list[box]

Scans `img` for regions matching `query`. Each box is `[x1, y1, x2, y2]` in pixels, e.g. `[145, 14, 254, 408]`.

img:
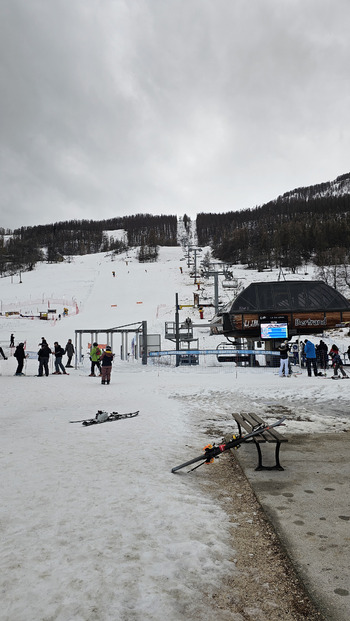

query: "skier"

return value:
[10, 333, 15, 347]
[53, 342, 67, 375]
[278, 341, 289, 377]
[64, 339, 75, 368]
[100, 346, 114, 385]
[89, 342, 102, 376]
[14, 343, 26, 376]
[304, 339, 318, 377]
[37, 341, 52, 377]
[331, 352, 349, 379]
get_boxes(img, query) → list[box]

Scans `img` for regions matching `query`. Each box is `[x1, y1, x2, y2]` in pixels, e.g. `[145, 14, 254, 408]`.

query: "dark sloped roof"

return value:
[230, 281, 350, 313]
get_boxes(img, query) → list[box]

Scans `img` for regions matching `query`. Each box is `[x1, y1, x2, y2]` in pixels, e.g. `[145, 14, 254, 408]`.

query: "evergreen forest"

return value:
[2, 172, 350, 286]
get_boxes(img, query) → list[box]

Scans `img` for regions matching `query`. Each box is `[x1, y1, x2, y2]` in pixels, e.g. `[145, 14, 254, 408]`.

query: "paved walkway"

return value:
[234, 432, 350, 621]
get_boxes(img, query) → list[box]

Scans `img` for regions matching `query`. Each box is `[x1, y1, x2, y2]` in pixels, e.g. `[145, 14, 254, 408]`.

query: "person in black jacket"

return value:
[37, 342, 52, 377]
[278, 341, 290, 377]
[53, 342, 67, 374]
[14, 343, 26, 376]
[0, 346, 7, 360]
[100, 346, 114, 385]
[64, 339, 75, 368]
[318, 339, 328, 370]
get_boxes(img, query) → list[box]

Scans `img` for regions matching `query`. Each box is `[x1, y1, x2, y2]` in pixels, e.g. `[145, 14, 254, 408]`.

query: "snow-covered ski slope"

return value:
[1, 245, 349, 621]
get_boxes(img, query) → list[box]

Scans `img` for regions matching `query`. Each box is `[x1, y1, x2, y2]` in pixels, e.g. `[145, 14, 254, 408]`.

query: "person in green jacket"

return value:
[89, 342, 101, 376]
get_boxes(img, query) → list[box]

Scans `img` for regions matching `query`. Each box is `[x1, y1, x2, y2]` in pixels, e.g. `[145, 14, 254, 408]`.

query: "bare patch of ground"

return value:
[196, 453, 325, 621]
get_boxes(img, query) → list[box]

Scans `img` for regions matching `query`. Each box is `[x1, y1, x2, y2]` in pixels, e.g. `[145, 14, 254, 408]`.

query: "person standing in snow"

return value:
[14, 343, 26, 376]
[53, 342, 67, 375]
[89, 342, 102, 376]
[331, 352, 349, 379]
[304, 339, 318, 377]
[317, 340, 328, 370]
[10, 334, 15, 347]
[65, 339, 75, 368]
[329, 344, 339, 360]
[278, 341, 290, 377]
[37, 342, 52, 377]
[100, 346, 114, 385]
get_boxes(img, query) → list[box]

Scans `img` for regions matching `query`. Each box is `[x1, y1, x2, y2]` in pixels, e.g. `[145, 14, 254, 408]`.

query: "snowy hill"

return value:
[1, 246, 350, 621]
[277, 171, 350, 203]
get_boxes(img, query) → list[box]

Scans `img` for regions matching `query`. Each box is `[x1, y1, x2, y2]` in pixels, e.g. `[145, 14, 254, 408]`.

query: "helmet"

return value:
[106, 346, 111, 351]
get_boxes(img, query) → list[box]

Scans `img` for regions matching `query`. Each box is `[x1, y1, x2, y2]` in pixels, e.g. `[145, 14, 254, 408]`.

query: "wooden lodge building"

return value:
[210, 280, 350, 340]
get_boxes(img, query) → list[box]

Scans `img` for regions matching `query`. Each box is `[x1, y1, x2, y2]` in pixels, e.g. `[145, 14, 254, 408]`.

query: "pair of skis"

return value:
[171, 416, 286, 473]
[70, 410, 139, 426]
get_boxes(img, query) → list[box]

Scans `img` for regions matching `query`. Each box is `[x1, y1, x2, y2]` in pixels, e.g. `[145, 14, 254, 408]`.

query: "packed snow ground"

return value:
[1, 245, 349, 620]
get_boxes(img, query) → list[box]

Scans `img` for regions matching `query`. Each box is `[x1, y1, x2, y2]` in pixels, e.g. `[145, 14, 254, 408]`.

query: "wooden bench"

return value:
[231, 412, 288, 471]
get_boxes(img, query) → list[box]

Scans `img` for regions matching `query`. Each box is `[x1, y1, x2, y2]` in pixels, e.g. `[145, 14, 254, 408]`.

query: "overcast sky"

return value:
[1, 0, 349, 230]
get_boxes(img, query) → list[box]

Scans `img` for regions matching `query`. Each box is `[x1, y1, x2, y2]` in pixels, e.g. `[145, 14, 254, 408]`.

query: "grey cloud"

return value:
[1, 0, 350, 229]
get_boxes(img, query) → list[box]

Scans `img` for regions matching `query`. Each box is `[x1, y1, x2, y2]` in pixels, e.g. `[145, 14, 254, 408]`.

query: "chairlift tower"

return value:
[164, 293, 199, 366]
[203, 267, 236, 313]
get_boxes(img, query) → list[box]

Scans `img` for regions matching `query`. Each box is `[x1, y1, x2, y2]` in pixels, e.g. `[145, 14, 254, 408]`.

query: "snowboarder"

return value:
[14, 343, 26, 376]
[53, 342, 67, 374]
[331, 352, 349, 378]
[100, 346, 114, 385]
[65, 339, 75, 367]
[89, 342, 102, 376]
[37, 342, 52, 377]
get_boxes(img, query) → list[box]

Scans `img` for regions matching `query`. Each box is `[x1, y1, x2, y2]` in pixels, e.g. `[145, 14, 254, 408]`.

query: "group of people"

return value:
[89, 342, 114, 384]
[2, 334, 114, 384]
[279, 339, 349, 378]
[2, 336, 75, 376]
[36, 338, 75, 377]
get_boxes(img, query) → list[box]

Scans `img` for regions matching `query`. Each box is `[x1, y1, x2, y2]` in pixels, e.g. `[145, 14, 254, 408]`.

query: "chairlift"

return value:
[222, 278, 238, 289]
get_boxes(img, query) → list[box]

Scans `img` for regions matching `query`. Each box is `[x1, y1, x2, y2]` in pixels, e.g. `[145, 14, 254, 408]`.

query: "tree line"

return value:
[196, 190, 350, 273]
[2, 169, 350, 282]
[0, 214, 178, 275]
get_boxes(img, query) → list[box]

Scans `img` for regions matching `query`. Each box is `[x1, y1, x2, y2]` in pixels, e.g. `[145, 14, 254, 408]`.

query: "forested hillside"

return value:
[0, 214, 178, 274]
[196, 173, 350, 273]
[2, 172, 350, 280]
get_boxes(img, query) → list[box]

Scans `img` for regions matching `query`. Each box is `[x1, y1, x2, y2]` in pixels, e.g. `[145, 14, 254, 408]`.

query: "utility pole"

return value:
[142, 321, 148, 365]
[175, 293, 180, 367]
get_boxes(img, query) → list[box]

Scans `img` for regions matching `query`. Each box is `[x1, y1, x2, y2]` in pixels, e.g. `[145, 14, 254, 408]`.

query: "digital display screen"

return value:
[260, 322, 288, 339]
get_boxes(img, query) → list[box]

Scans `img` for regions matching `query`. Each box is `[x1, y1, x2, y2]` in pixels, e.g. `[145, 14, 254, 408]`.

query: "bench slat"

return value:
[231, 412, 288, 471]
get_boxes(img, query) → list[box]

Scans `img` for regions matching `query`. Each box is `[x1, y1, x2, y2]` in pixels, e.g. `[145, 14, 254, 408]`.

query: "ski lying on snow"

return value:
[171, 416, 286, 473]
[70, 410, 139, 425]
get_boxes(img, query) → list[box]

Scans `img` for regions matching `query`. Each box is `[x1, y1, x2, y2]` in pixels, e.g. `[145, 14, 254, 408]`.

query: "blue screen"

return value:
[260, 323, 288, 339]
